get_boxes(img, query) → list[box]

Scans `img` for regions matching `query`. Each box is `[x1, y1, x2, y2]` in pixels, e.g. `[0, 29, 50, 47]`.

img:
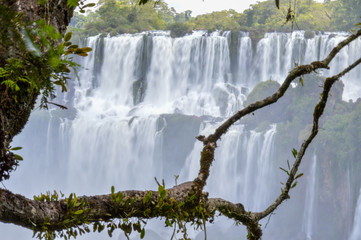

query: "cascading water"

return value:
[349, 189, 361, 240]
[238, 31, 361, 100]
[302, 154, 318, 240]
[2, 30, 361, 239]
[181, 124, 277, 210]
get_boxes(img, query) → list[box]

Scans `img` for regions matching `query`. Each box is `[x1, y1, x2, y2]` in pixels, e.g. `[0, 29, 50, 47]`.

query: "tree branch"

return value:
[195, 28, 361, 190]
[193, 29, 361, 239]
[254, 56, 361, 220]
[0, 184, 258, 239]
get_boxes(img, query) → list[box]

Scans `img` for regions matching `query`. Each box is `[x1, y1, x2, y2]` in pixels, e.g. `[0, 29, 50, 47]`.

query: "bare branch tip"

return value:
[195, 135, 206, 142]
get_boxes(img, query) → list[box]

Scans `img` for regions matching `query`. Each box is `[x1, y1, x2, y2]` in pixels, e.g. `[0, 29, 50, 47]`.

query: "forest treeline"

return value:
[69, 0, 361, 37]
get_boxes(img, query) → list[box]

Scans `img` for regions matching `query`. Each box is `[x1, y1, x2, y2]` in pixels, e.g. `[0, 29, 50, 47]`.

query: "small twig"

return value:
[203, 218, 207, 240]
[265, 212, 275, 229]
[255, 56, 361, 220]
[154, 177, 161, 187]
[170, 223, 177, 240]
[47, 101, 68, 110]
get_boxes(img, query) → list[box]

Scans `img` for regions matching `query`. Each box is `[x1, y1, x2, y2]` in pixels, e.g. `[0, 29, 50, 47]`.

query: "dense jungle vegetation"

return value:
[69, 0, 361, 37]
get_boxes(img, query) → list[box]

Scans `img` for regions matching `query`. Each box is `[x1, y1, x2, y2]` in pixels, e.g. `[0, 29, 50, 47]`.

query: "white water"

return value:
[181, 124, 277, 211]
[349, 189, 361, 240]
[302, 154, 318, 240]
[238, 31, 361, 100]
[2, 30, 361, 239]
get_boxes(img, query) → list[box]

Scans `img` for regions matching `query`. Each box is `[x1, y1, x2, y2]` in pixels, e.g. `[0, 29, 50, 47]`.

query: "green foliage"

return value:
[167, 22, 192, 38]
[243, 73, 360, 188]
[189, 10, 242, 32]
[0, 5, 92, 109]
[33, 193, 92, 240]
[2, 144, 24, 161]
[316, 101, 361, 180]
[330, 0, 361, 30]
[244, 80, 281, 107]
[108, 183, 212, 240]
[69, 0, 360, 37]
[77, 0, 169, 36]
[33, 191, 64, 202]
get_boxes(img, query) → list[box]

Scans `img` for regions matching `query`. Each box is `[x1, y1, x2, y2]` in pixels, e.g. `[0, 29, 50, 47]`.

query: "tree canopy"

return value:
[69, 0, 361, 37]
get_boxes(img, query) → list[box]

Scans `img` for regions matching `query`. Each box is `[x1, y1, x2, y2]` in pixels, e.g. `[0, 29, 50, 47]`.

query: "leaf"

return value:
[63, 66, 71, 73]
[67, 193, 73, 204]
[165, 219, 173, 227]
[14, 84, 20, 91]
[140, 228, 145, 239]
[160, 190, 166, 199]
[53, 80, 68, 92]
[83, 3, 96, 8]
[68, 44, 79, 49]
[0, 68, 9, 77]
[143, 193, 151, 204]
[93, 223, 98, 232]
[67, 0, 78, 7]
[64, 32, 72, 42]
[299, 77, 304, 86]
[275, 0, 280, 9]
[295, 173, 304, 180]
[74, 209, 84, 215]
[189, 194, 196, 201]
[14, 154, 23, 160]
[292, 148, 298, 158]
[10, 146, 22, 151]
[77, 52, 89, 57]
[280, 167, 289, 176]
[80, 47, 92, 52]
[48, 101, 68, 109]
[291, 181, 298, 189]
[287, 160, 290, 170]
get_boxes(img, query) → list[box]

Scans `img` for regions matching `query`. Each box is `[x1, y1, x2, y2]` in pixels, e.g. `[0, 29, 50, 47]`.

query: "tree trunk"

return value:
[0, 0, 74, 181]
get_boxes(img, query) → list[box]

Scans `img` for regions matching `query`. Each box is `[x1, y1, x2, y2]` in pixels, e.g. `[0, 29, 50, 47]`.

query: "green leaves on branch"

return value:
[3, 145, 24, 161]
[34, 190, 64, 202]
[143, 191, 153, 204]
[0, 5, 92, 109]
[110, 185, 124, 205]
[32, 192, 92, 240]
[62, 32, 92, 58]
[292, 148, 298, 158]
[299, 77, 304, 86]
[280, 148, 304, 194]
[76, 1, 96, 13]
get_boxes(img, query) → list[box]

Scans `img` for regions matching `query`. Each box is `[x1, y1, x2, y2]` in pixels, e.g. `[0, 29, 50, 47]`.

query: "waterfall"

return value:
[302, 154, 318, 240]
[181, 124, 277, 211]
[238, 31, 361, 100]
[349, 189, 361, 240]
[237, 32, 252, 87]
[3, 30, 361, 239]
